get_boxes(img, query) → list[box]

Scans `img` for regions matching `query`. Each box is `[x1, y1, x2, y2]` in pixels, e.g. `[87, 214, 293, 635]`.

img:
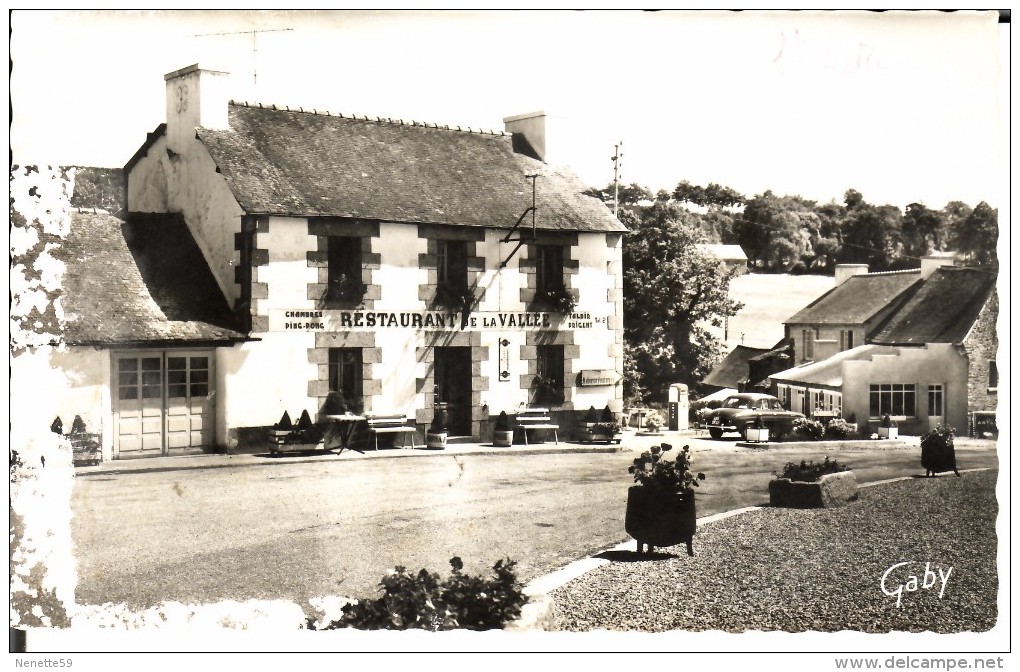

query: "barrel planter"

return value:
[921, 435, 959, 476]
[769, 471, 859, 509]
[624, 486, 697, 556]
[492, 429, 514, 447]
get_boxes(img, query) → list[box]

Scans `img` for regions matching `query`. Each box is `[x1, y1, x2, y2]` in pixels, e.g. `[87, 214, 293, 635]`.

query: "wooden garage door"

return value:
[114, 351, 215, 456]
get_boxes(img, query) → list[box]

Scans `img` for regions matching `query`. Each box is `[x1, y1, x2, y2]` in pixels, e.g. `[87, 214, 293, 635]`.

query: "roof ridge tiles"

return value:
[228, 99, 508, 136]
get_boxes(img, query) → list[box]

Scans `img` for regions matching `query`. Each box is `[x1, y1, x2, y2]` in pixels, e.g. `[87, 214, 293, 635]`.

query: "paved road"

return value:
[71, 435, 998, 611]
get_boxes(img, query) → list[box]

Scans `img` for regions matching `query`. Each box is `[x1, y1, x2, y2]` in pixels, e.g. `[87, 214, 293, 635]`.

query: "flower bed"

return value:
[769, 457, 858, 508]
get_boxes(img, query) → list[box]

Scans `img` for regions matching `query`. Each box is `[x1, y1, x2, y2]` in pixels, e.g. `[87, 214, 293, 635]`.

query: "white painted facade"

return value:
[120, 64, 625, 452]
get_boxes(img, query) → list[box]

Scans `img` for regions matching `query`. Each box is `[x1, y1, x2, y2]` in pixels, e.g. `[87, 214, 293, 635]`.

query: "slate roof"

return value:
[870, 266, 997, 345]
[784, 270, 921, 325]
[195, 103, 627, 233]
[54, 211, 245, 346]
[702, 345, 770, 389]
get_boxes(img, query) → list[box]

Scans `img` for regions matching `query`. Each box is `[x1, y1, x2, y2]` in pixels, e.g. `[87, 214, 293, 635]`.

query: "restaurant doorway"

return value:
[434, 346, 473, 436]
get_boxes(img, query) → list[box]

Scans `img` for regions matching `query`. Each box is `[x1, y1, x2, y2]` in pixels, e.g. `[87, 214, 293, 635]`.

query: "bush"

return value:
[790, 417, 825, 441]
[824, 418, 855, 440]
[322, 557, 527, 631]
[774, 456, 851, 482]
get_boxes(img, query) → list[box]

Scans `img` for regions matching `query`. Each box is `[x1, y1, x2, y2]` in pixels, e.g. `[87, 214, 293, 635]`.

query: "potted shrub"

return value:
[642, 409, 664, 435]
[768, 457, 858, 508]
[823, 417, 855, 440]
[66, 415, 102, 466]
[745, 414, 769, 443]
[878, 414, 899, 439]
[846, 412, 859, 434]
[590, 404, 622, 443]
[920, 424, 960, 477]
[426, 403, 448, 449]
[270, 411, 295, 442]
[493, 411, 513, 447]
[790, 417, 825, 442]
[625, 443, 706, 556]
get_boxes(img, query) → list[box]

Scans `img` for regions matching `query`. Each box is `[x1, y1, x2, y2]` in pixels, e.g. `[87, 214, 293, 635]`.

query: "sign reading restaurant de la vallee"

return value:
[271, 309, 608, 332]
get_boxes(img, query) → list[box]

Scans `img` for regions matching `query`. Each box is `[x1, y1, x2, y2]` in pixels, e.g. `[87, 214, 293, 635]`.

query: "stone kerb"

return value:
[769, 470, 860, 508]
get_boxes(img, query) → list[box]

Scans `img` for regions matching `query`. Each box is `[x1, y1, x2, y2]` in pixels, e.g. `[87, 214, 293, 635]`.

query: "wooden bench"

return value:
[364, 413, 418, 450]
[515, 408, 559, 445]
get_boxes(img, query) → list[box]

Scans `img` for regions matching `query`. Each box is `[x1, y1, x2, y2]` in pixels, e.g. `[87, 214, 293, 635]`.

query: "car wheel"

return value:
[708, 427, 723, 440]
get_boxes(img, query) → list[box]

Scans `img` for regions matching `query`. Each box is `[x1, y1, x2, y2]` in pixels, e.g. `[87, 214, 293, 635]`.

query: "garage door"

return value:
[114, 350, 215, 456]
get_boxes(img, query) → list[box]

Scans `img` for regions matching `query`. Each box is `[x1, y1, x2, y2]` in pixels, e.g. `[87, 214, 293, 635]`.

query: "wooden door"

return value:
[114, 354, 164, 455]
[434, 347, 472, 436]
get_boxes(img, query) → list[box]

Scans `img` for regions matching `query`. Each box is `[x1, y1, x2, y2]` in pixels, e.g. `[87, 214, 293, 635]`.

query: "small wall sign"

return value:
[580, 369, 620, 387]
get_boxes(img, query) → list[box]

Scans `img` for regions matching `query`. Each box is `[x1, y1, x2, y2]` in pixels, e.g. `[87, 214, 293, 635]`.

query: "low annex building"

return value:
[770, 265, 998, 436]
[65, 64, 627, 458]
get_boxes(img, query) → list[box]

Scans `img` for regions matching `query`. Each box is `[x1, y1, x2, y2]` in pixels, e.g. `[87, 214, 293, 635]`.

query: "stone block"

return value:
[768, 471, 859, 509]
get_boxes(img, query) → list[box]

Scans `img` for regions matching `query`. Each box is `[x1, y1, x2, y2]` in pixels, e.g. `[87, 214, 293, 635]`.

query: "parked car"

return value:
[704, 392, 805, 440]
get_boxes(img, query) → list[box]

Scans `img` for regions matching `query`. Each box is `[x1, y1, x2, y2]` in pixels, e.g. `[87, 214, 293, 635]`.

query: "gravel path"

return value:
[550, 470, 999, 633]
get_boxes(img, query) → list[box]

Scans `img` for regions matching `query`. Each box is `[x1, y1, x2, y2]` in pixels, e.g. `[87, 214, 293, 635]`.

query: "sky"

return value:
[9, 9, 1006, 211]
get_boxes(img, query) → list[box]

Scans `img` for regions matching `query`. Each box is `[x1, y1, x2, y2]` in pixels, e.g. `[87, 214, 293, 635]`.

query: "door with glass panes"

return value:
[114, 351, 215, 455]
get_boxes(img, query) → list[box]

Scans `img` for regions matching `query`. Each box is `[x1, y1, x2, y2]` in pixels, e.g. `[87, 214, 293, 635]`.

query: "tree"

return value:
[838, 192, 903, 270]
[623, 202, 742, 401]
[672, 180, 744, 208]
[902, 203, 946, 258]
[956, 201, 998, 266]
[941, 200, 973, 251]
[583, 182, 653, 214]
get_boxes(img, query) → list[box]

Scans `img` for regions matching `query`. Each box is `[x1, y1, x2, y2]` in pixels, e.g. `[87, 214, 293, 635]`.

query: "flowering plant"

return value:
[628, 443, 705, 493]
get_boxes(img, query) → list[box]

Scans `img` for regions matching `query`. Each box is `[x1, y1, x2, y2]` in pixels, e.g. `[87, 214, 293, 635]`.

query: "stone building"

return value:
[31, 64, 627, 459]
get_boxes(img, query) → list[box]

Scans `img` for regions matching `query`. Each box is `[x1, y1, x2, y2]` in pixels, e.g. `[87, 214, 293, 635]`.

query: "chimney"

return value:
[834, 264, 869, 287]
[164, 64, 231, 155]
[504, 111, 551, 162]
[920, 253, 956, 279]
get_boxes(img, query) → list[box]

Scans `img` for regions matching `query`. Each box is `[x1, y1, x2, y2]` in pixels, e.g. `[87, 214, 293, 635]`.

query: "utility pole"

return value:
[611, 142, 623, 218]
[194, 27, 293, 90]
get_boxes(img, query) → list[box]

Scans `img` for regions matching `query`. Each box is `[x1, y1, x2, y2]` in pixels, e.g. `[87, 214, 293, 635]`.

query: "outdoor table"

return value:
[323, 414, 366, 453]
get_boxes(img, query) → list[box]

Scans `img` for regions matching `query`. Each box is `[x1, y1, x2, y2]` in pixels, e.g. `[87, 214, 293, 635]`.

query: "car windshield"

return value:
[723, 397, 752, 409]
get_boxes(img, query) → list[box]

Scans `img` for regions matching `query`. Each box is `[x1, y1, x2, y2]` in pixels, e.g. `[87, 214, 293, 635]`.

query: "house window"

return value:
[989, 361, 998, 391]
[778, 385, 791, 409]
[535, 344, 564, 404]
[840, 329, 854, 351]
[801, 329, 815, 361]
[535, 245, 565, 293]
[928, 385, 944, 417]
[167, 355, 210, 399]
[327, 236, 364, 304]
[437, 239, 468, 290]
[869, 383, 916, 418]
[328, 348, 363, 403]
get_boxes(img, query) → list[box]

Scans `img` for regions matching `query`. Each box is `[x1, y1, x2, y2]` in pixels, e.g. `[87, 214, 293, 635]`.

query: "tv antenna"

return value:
[194, 27, 293, 89]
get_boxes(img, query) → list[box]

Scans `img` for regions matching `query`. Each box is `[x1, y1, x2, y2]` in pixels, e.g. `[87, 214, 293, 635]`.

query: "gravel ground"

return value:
[550, 470, 999, 633]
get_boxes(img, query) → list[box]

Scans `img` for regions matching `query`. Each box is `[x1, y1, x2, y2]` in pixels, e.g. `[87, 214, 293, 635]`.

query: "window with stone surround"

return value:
[328, 348, 363, 405]
[326, 236, 365, 305]
[535, 245, 565, 293]
[534, 344, 565, 404]
[988, 360, 998, 391]
[435, 239, 471, 311]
